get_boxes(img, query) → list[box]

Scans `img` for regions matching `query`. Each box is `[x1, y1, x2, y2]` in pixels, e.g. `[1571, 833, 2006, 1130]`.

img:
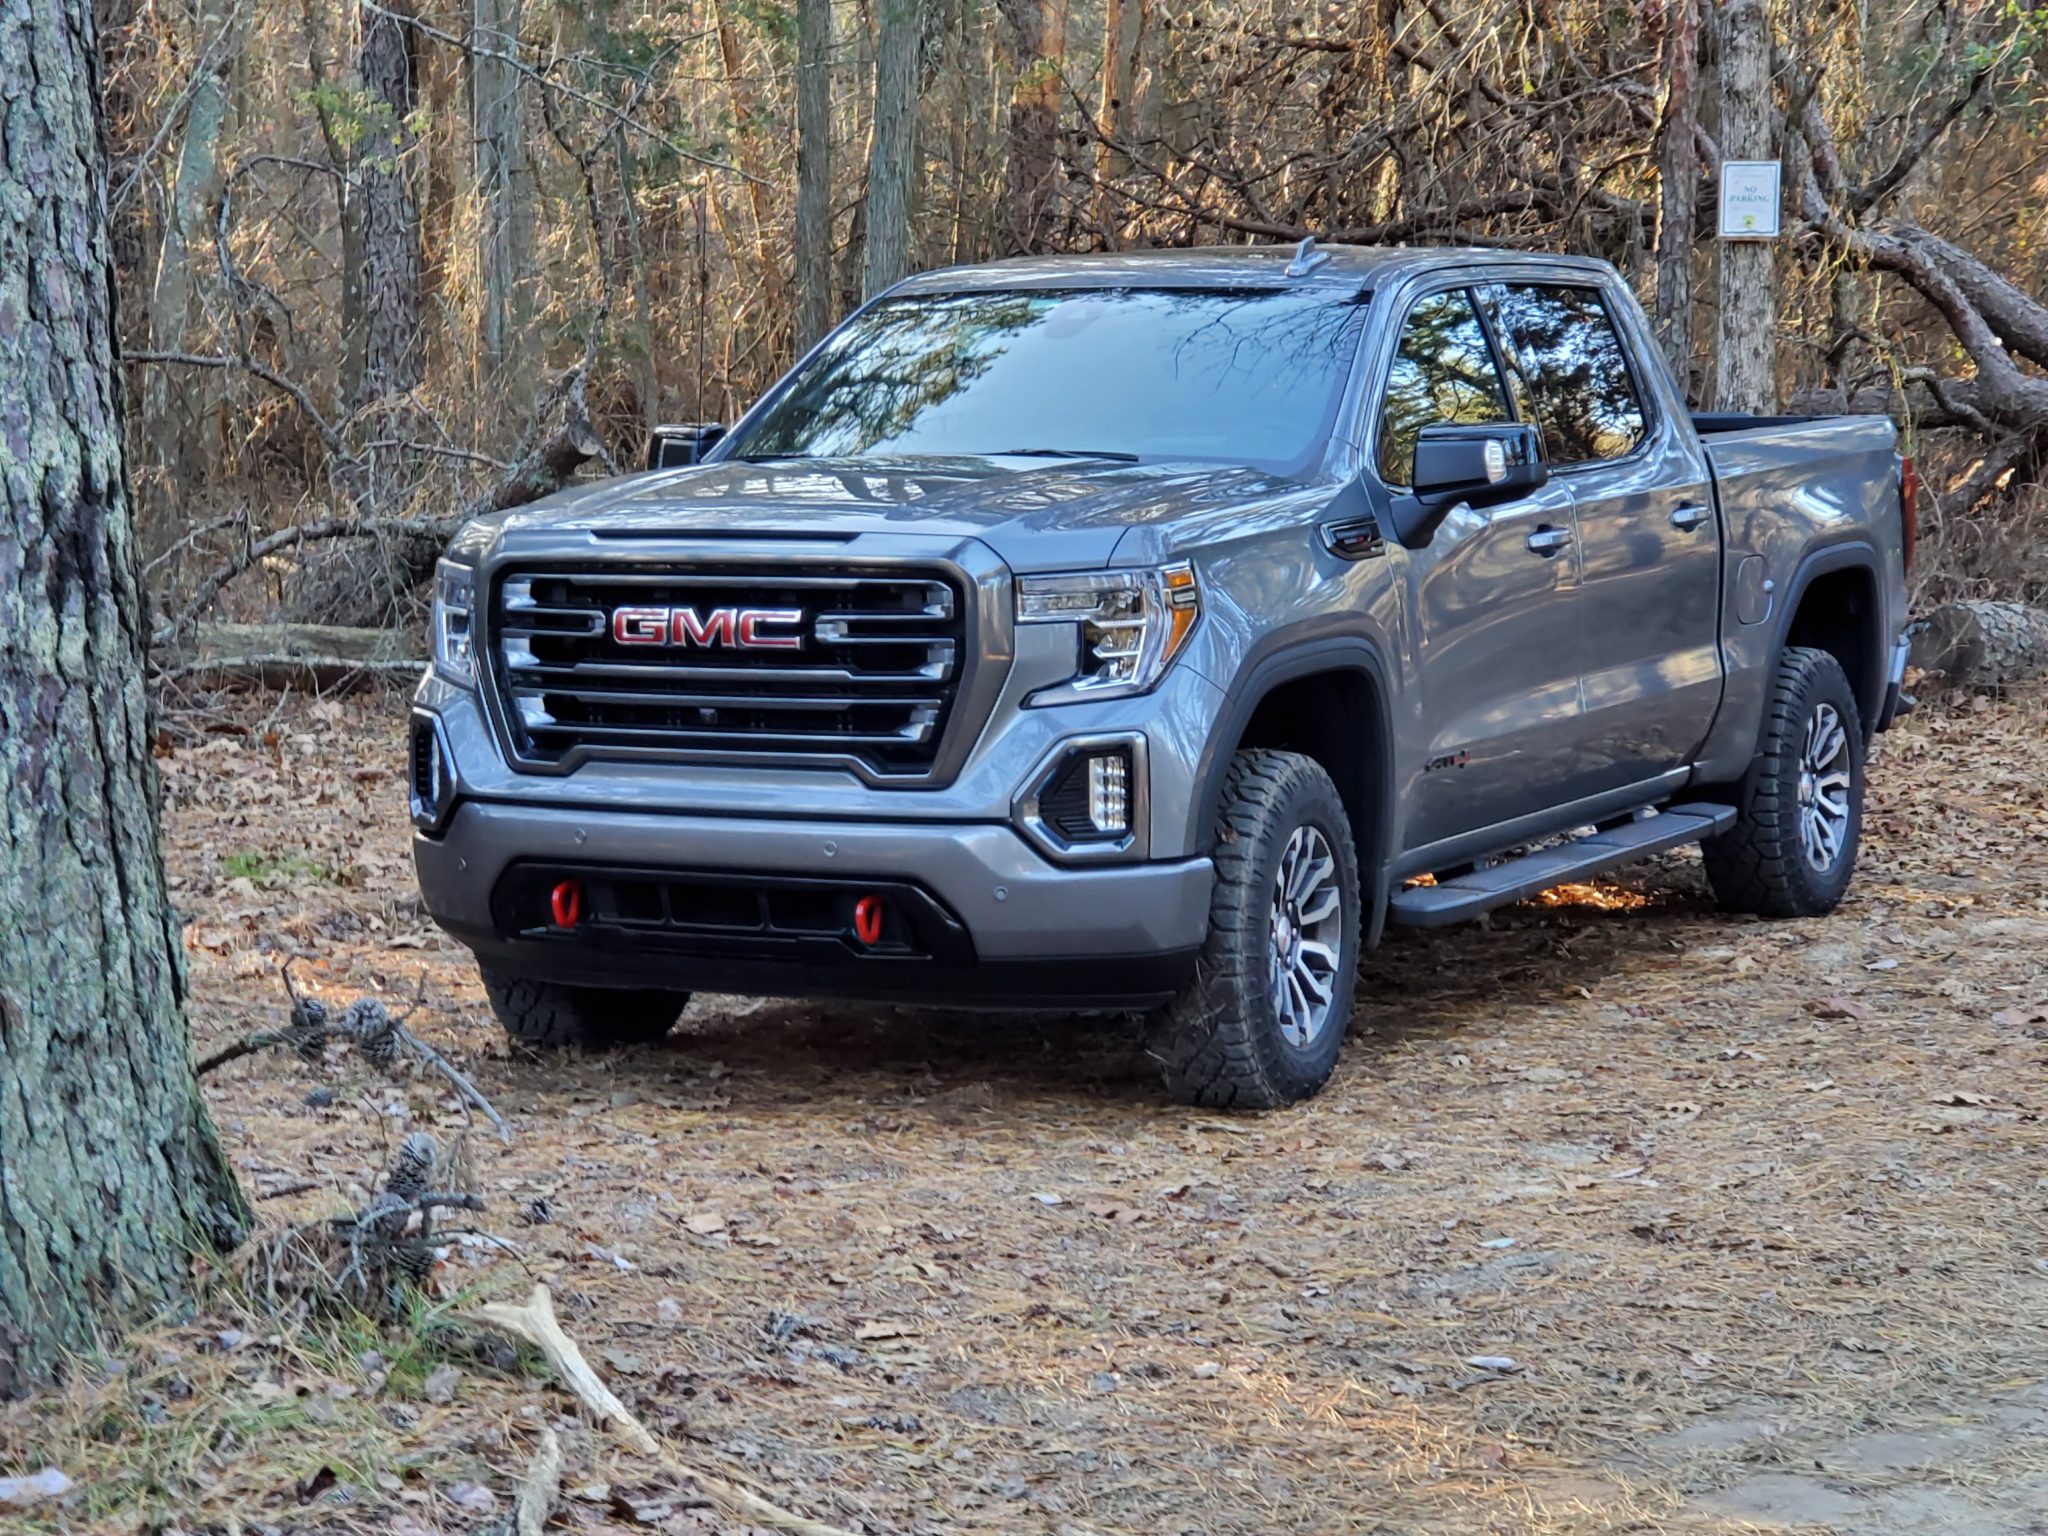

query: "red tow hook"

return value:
[853, 893, 884, 947]
[549, 877, 584, 928]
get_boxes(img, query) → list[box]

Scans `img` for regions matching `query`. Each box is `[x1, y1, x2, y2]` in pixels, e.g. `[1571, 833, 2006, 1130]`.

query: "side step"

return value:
[1387, 802, 1738, 929]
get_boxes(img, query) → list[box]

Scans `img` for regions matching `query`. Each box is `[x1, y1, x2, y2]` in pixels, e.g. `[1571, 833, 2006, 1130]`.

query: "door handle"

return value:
[1525, 525, 1573, 557]
[1670, 503, 1711, 532]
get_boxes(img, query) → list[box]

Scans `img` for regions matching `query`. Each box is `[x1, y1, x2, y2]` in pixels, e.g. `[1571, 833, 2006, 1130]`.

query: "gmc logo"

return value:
[611, 606, 805, 650]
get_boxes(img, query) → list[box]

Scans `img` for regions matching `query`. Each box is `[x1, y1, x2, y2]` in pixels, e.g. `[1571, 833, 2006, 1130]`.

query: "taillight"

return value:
[1899, 455, 1918, 574]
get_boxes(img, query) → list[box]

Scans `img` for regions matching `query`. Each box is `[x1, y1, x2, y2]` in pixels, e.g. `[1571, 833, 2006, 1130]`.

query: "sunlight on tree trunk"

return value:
[0, 0, 246, 1394]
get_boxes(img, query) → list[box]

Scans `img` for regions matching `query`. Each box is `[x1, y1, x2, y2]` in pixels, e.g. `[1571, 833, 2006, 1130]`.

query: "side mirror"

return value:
[1385, 421, 1547, 549]
[646, 422, 727, 470]
[1411, 422, 1547, 510]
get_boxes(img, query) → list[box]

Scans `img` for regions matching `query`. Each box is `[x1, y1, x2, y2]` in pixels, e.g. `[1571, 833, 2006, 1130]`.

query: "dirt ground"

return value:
[7, 682, 2048, 1536]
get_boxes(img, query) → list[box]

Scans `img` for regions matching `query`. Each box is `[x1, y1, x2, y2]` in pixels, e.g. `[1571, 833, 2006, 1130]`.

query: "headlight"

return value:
[1016, 562, 1200, 704]
[431, 559, 477, 687]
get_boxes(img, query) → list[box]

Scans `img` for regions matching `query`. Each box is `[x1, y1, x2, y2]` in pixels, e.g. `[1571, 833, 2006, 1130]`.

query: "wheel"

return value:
[1702, 646, 1865, 918]
[1149, 749, 1361, 1109]
[478, 965, 689, 1050]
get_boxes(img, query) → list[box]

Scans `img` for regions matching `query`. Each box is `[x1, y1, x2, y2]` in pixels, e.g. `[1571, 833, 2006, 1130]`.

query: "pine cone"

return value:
[340, 998, 399, 1067]
[385, 1131, 437, 1200]
[287, 996, 330, 1061]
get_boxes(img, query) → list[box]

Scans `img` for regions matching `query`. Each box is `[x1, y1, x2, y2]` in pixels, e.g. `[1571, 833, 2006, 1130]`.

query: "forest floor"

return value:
[6, 681, 2048, 1536]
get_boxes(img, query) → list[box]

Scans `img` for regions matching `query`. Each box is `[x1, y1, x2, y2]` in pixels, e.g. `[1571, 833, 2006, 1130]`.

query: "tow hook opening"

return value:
[549, 877, 584, 929]
[853, 893, 885, 947]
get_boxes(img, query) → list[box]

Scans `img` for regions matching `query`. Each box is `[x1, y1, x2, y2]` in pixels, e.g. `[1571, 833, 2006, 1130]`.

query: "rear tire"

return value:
[1702, 646, 1865, 918]
[1149, 750, 1361, 1109]
[479, 965, 689, 1050]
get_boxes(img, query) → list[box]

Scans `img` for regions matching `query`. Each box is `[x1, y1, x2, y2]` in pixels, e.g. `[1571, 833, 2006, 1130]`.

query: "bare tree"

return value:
[795, 0, 834, 348]
[0, 0, 246, 1389]
[1651, 0, 1700, 393]
[472, 0, 532, 371]
[142, 0, 237, 489]
[1712, 0, 1775, 413]
[353, 0, 424, 407]
[1000, 0, 1065, 255]
[861, 0, 920, 298]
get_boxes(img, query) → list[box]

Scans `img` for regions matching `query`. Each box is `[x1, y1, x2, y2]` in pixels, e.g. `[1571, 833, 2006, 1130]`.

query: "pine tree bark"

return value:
[795, 0, 834, 349]
[999, 0, 1065, 254]
[471, 0, 532, 372]
[1712, 0, 1775, 413]
[1651, 0, 1699, 395]
[860, 0, 920, 299]
[1093, 0, 1144, 239]
[354, 0, 424, 408]
[0, 0, 247, 1394]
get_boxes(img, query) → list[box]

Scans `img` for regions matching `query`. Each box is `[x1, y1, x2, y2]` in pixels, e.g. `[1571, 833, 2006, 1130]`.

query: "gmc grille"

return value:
[486, 564, 967, 778]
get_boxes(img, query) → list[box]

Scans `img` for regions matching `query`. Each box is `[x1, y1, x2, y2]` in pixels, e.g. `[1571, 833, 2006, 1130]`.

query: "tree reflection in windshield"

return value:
[729, 288, 1368, 474]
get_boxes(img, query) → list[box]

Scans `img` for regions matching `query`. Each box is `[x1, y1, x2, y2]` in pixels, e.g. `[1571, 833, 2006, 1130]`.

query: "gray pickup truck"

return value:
[410, 243, 1914, 1106]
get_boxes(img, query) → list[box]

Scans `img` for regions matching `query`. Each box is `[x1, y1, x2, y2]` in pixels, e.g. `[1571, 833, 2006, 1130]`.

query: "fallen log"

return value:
[156, 621, 422, 690]
[1908, 600, 2048, 688]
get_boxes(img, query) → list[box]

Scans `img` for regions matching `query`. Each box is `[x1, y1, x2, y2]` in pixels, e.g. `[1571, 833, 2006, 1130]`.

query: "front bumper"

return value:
[415, 800, 1215, 1008]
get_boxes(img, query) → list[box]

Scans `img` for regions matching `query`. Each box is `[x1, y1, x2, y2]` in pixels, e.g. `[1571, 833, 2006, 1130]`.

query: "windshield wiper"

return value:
[731, 451, 816, 463]
[984, 447, 1141, 463]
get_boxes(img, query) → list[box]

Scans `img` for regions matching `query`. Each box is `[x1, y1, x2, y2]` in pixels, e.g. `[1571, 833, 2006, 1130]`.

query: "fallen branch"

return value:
[467, 1285, 858, 1536]
[198, 969, 510, 1139]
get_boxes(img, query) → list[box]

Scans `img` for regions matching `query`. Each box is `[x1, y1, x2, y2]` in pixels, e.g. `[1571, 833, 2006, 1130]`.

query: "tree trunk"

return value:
[861, 0, 919, 298]
[1651, 0, 1699, 395]
[714, 0, 785, 305]
[1712, 0, 1775, 413]
[471, 0, 532, 373]
[143, 0, 236, 496]
[354, 0, 424, 408]
[999, 0, 1064, 254]
[1909, 601, 2048, 687]
[0, 0, 246, 1393]
[1093, 0, 1144, 240]
[795, 0, 834, 349]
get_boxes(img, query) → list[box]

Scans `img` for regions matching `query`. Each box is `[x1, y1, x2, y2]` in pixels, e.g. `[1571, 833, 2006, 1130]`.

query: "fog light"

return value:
[1087, 753, 1129, 835]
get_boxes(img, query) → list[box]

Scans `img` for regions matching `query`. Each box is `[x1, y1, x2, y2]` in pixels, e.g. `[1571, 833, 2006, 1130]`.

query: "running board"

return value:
[1387, 802, 1738, 928]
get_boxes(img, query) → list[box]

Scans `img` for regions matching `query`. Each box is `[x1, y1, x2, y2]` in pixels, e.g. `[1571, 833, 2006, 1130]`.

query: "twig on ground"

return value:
[466, 1285, 858, 1536]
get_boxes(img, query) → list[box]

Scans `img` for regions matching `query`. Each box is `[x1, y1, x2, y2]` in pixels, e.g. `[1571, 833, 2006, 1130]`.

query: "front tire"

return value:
[479, 965, 689, 1050]
[1702, 646, 1865, 918]
[1149, 750, 1361, 1109]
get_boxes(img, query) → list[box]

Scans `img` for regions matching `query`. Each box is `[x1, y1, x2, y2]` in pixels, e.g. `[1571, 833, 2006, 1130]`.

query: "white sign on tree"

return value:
[1718, 160, 1782, 239]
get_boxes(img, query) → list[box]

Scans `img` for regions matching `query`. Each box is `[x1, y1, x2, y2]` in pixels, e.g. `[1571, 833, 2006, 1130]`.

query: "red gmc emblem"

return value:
[610, 605, 805, 650]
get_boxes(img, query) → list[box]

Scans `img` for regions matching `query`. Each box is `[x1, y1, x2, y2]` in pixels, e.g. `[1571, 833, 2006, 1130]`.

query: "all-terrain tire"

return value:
[479, 965, 689, 1050]
[1702, 646, 1866, 918]
[1149, 750, 1361, 1109]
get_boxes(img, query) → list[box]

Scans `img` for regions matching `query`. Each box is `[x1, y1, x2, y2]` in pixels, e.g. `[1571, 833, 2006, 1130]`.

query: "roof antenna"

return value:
[1284, 236, 1331, 278]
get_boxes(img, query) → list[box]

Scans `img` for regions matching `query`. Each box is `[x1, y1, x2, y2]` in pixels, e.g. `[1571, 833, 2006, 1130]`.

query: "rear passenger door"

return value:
[1478, 282, 1721, 798]
[1377, 287, 1587, 854]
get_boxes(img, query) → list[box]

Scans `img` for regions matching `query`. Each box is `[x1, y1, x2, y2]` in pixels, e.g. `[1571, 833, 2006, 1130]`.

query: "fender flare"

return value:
[1186, 635, 1400, 948]
[1769, 539, 1888, 726]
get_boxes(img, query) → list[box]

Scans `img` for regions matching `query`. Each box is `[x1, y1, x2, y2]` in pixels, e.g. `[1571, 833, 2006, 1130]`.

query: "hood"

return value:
[477, 456, 1322, 572]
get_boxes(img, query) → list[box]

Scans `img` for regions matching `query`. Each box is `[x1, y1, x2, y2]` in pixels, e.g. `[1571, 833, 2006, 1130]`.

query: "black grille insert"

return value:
[487, 564, 966, 776]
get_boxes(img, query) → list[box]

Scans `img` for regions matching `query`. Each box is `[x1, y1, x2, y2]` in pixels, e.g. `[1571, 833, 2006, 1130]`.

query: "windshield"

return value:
[724, 287, 1368, 474]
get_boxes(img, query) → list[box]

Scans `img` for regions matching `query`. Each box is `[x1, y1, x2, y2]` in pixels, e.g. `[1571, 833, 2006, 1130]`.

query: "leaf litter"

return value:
[4, 680, 2048, 1534]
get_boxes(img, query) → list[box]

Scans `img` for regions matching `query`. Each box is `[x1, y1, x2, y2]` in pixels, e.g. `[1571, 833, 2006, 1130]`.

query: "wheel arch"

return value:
[1774, 544, 1887, 733]
[1188, 638, 1398, 947]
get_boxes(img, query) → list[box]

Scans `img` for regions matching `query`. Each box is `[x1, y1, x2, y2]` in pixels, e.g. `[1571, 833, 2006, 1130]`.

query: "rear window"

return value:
[725, 288, 1369, 474]
[1481, 284, 1646, 465]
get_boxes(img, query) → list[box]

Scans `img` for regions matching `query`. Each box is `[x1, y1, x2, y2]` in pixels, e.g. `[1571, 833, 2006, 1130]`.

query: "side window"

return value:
[1482, 284, 1646, 465]
[1376, 289, 1512, 486]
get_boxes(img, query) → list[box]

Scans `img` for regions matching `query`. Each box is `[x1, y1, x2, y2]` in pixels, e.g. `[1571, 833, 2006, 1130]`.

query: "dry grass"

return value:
[5, 682, 2047, 1534]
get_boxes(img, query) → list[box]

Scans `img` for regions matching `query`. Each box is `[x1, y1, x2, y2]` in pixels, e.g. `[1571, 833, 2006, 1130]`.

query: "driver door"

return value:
[1375, 287, 1586, 857]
